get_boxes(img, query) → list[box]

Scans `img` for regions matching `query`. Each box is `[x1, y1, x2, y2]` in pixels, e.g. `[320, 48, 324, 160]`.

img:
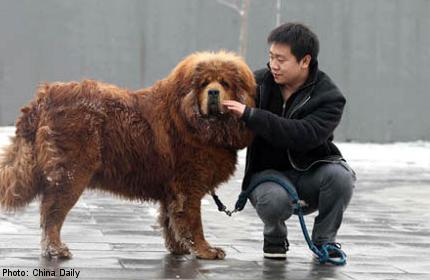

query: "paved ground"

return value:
[1, 135, 429, 279]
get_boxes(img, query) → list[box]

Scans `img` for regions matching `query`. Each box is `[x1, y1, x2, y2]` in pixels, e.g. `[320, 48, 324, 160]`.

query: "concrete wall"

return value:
[1, 0, 429, 142]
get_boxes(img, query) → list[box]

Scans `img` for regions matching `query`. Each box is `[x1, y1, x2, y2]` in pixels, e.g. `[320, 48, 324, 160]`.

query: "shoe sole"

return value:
[264, 252, 286, 259]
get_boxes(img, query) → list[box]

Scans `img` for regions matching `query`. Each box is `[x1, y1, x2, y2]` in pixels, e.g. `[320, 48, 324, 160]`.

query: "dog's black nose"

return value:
[208, 89, 219, 96]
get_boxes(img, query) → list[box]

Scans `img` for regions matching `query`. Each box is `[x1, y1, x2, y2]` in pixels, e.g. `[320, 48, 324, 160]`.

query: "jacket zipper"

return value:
[288, 95, 310, 118]
[286, 95, 344, 171]
[286, 95, 313, 171]
[282, 101, 287, 116]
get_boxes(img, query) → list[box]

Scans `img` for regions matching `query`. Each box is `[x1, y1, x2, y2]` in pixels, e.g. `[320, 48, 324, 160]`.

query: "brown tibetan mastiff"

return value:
[0, 51, 255, 259]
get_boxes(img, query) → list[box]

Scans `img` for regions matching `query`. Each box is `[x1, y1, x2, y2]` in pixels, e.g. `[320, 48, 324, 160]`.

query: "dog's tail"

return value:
[0, 87, 44, 211]
[0, 136, 39, 210]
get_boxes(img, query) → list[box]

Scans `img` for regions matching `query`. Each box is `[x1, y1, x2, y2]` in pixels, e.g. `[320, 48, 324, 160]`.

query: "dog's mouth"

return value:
[208, 102, 221, 116]
[206, 89, 227, 117]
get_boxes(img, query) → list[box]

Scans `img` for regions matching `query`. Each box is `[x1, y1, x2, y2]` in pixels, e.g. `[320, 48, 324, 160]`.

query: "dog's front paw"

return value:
[195, 246, 226, 260]
[42, 243, 73, 259]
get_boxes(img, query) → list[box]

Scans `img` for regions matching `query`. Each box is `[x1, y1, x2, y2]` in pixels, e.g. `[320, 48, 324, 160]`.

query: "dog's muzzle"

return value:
[207, 89, 220, 115]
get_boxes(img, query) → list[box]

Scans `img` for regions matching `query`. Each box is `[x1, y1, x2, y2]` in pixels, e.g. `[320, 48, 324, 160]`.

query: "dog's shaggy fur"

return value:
[0, 51, 256, 259]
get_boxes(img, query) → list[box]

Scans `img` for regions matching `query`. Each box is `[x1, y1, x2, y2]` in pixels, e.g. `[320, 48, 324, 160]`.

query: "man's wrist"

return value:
[240, 106, 252, 122]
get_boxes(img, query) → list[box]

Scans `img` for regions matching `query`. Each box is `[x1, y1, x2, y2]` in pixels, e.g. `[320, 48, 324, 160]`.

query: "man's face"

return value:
[269, 43, 309, 86]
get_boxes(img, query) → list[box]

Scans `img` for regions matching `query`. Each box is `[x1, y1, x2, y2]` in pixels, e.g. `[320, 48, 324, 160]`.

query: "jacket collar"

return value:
[260, 60, 319, 109]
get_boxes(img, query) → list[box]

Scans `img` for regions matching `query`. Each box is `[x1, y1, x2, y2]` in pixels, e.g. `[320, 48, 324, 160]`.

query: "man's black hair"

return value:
[267, 23, 319, 65]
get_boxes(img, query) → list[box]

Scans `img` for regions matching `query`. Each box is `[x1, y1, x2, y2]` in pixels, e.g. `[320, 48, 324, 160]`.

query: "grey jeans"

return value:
[249, 162, 356, 245]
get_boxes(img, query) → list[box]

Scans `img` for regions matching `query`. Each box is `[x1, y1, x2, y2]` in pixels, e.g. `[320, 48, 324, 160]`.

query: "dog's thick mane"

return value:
[146, 51, 255, 149]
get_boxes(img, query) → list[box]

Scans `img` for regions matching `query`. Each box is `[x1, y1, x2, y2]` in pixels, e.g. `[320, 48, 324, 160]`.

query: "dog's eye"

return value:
[220, 80, 229, 89]
[201, 81, 209, 88]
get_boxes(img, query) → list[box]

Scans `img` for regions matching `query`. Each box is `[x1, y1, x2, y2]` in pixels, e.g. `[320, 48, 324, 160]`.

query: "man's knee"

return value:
[250, 182, 293, 221]
[320, 163, 355, 202]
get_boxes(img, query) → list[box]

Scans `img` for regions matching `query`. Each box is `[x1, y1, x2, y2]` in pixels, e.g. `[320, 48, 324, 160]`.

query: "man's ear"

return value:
[300, 54, 312, 69]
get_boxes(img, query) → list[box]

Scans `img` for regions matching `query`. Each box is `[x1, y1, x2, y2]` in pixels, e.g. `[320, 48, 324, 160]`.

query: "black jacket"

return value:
[241, 63, 346, 190]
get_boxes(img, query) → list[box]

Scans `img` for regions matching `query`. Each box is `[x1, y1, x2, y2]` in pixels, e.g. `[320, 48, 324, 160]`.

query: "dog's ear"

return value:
[232, 62, 256, 108]
[236, 63, 257, 98]
[169, 54, 198, 96]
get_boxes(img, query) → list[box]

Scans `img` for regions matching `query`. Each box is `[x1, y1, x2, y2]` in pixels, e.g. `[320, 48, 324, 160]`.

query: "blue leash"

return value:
[212, 172, 347, 265]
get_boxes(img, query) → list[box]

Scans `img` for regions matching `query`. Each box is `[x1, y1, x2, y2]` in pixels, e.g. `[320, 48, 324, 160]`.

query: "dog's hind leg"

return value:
[159, 199, 190, 255]
[36, 126, 101, 259]
[39, 167, 93, 259]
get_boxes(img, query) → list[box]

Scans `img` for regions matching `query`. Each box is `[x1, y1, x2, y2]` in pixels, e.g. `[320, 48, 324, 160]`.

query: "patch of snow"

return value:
[0, 220, 28, 234]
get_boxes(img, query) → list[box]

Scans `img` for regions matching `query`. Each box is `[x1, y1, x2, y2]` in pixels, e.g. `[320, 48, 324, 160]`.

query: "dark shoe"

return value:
[263, 238, 289, 260]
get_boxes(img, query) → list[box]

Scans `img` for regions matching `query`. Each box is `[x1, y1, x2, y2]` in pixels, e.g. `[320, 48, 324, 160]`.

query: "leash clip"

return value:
[212, 192, 238, 217]
[222, 207, 239, 217]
